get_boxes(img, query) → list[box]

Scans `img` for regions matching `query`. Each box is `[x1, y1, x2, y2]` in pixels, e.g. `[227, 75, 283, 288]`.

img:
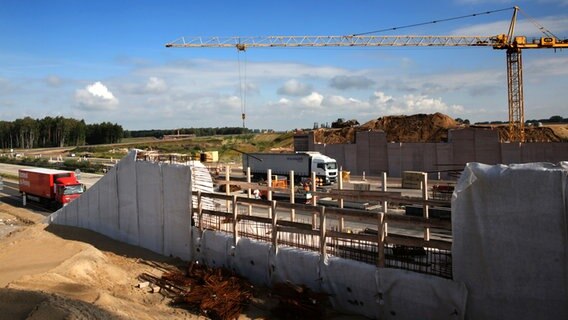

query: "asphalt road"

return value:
[0, 163, 104, 216]
[0, 163, 103, 189]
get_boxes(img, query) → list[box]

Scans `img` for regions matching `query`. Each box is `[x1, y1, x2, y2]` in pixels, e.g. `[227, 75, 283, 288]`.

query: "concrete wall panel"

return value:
[387, 143, 402, 177]
[325, 144, 346, 171]
[297, 128, 565, 179]
[344, 144, 358, 174]
[117, 154, 138, 244]
[422, 144, 438, 176]
[163, 165, 192, 260]
[87, 182, 101, 234]
[98, 170, 120, 240]
[368, 131, 388, 175]
[234, 238, 271, 285]
[401, 144, 422, 173]
[474, 129, 500, 164]
[356, 132, 370, 175]
[451, 129, 475, 166]
[50, 151, 192, 261]
[136, 161, 162, 253]
[501, 143, 522, 164]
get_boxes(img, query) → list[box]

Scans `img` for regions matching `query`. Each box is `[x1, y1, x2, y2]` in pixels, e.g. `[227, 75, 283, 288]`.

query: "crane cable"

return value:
[237, 49, 247, 128]
[352, 7, 515, 36]
[517, 7, 559, 39]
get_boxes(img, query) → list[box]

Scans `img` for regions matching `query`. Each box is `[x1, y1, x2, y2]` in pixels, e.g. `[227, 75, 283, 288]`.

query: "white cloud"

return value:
[145, 77, 167, 93]
[451, 15, 568, 37]
[369, 91, 464, 115]
[382, 69, 504, 97]
[269, 97, 290, 106]
[75, 81, 119, 111]
[219, 95, 242, 109]
[525, 56, 568, 77]
[300, 92, 324, 108]
[323, 95, 365, 108]
[372, 91, 394, 104]
[277, 79, 314, 96]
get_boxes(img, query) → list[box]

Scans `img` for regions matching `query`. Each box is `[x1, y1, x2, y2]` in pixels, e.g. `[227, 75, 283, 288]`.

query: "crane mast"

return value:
[166, 7, 567, 142]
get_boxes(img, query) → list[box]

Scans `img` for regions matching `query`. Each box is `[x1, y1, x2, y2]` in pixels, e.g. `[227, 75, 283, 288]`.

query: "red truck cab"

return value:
[19, 168, 85, 208]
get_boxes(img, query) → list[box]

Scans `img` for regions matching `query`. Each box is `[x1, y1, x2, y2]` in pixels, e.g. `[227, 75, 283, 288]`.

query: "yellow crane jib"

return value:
[165, 7, 567, 142]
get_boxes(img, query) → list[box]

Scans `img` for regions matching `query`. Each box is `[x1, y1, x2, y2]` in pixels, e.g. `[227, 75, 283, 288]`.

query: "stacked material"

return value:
[188, 160, 215, 210]
[140, 262, 252, 320]
[139, 263, 331, 320]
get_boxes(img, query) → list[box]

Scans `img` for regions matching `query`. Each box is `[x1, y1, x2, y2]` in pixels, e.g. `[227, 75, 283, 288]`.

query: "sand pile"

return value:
[0, 213, 200, 319]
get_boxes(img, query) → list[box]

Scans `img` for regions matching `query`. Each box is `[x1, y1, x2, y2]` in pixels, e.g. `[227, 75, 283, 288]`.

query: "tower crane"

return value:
[166, 7, 567, 142]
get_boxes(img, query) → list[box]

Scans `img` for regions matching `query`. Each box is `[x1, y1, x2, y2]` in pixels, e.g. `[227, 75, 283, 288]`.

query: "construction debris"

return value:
[138, 262, 332, 320]
[140, 262, 252, 320]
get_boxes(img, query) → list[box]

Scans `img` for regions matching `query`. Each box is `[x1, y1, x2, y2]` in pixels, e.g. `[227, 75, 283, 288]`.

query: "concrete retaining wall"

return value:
[48, 150, 567, 319]
[299, 128, 568, 178]
[195, 230, 467, 319]
[49, 151, 193, 260]
[48, 150, 467, 319]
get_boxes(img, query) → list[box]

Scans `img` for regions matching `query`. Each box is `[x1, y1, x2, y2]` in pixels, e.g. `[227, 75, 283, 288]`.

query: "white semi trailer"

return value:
[242, 152, 338, 184]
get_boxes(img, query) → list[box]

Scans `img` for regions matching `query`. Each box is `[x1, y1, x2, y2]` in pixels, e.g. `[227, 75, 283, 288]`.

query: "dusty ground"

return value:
[0, 203, 207, 319]
[0, 204, 281, 319]
[0, 203, 365, 320]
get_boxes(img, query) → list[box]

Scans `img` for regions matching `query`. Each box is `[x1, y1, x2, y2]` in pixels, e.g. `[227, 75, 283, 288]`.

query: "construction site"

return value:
[294, 112, 568, 179]
[0, 5, 567, 320]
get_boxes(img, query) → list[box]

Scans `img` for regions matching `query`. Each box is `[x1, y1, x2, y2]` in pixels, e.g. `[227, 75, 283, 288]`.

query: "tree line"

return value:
[0, 116, 123, 149]
[476, 115, 567, 125]
[124, 127, 255, 138]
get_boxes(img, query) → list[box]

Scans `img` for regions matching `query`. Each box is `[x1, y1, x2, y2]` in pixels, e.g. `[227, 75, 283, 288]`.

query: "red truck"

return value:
[18, 168, 85, 209]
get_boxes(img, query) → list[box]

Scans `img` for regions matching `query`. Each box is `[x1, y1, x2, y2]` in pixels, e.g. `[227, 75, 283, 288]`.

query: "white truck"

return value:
[242, 151, 338, 184]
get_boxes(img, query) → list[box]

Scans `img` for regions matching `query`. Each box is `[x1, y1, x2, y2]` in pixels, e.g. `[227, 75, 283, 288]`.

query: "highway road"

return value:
[0, 163, 104, 216]
[0, 163, 103, 189]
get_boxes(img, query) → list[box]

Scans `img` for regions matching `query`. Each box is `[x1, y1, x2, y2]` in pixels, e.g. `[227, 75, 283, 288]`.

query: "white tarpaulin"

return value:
[452, 162, 568, 319]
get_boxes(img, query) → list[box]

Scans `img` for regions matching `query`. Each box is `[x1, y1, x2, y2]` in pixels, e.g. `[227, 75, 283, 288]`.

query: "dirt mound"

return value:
[313, 127, 358, 144]
[361, 113, 458, 142]
[315, 113, 459, 144]
[0, 221, 201, 319]
[313, 113, 566, 144]
[486, 125, 565, 142]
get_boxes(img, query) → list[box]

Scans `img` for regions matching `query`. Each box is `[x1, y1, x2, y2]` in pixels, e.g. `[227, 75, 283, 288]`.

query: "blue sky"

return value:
[0, 1, 567, 131]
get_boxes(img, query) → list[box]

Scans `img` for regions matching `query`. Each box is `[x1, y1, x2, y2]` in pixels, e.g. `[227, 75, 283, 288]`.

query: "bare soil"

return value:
[313, 113, 567, 144]
[0, 204, 364, 320]
[0, 203, 205, 319]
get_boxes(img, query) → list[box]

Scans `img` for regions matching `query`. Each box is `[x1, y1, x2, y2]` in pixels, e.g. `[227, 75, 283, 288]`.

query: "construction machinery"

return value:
[166, 6, 567, 142]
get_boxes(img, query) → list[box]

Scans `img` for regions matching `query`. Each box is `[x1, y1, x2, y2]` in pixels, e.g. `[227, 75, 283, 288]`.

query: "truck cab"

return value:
[309, 153, 338, 184]
[54, 176, 85, 206]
